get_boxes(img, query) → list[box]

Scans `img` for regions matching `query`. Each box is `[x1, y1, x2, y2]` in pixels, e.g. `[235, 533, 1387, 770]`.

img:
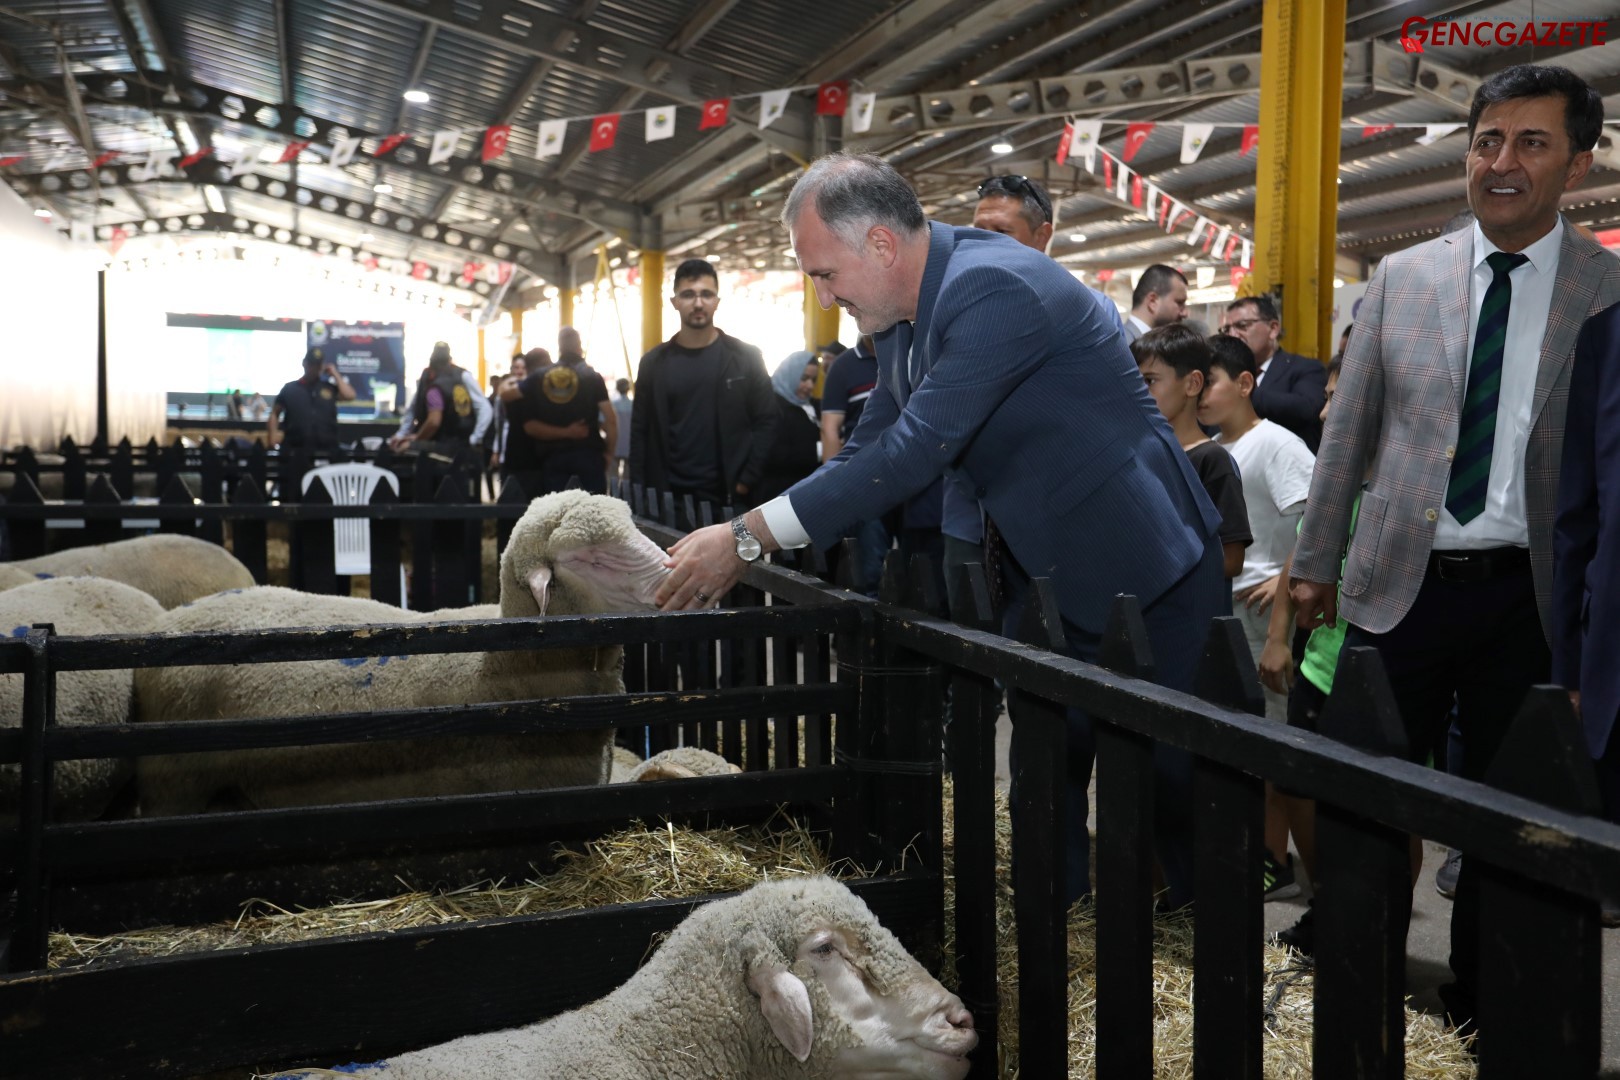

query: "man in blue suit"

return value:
[1554, 298, 1620, 819]
[659, 153, 1225, 906]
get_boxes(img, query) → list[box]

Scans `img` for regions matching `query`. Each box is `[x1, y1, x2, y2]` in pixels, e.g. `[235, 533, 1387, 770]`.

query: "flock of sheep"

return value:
[1, 490, 976, 1078]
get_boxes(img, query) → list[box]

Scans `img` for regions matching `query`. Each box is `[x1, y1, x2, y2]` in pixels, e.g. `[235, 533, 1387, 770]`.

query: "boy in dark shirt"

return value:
[1132, 324, 1252, 594]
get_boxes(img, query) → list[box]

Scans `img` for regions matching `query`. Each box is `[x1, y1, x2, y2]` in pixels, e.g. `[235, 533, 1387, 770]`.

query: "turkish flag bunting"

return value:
[375, 133, 410, 157]
[1101, 153, 1114, 192]
[461, 260, 485, 283]
[1096, 269, 1115, 282]
[1241, 125, 1259, 156]
[1202, 224, 1218, 254]
[1173, 209, 1194, 230]
[92, 150, 121, 167]
[179, 146, 213, 167]
[411, 261, 430, 280]
[1122, 122, 1154, 163]
[1159, 195, 1173, 228]
[816, 81, 849, 117]
[1361, 123, 1395, 138]
[588, 114, 621, 153]
[1230, 265, 1250, 290]
[493, 262, 514, 285]
[1130, 173, 1144, 208]
[108, 226, 128, 256]
[362, 255, 379, 272]
[482, 125, 512, 162]
[1223, 235, 1240, 262]
[279, 141, 311, 164]
[1056, 122, 1073, 167]
[0, 155, 21, 167]
[699, 99, 731, 131]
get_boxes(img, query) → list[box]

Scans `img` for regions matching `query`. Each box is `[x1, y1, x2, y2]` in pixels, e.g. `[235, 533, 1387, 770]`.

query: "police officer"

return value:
[268, 346, 354, 452]
[390, 341, 491, 453]
[500, 328, 615, 495]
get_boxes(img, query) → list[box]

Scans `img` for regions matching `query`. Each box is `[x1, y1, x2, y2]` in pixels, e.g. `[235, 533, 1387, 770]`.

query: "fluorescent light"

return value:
[1333, 277, 1345, 288]
[402, 89, 430, 104]
[990, 141, 1014, 154]
[33, 208, 51, 218]
[1069, 232, 1087, 243]
[359, 232, 375, 242]
[202, 185, 226, 213]
[373, 183, 392, 194]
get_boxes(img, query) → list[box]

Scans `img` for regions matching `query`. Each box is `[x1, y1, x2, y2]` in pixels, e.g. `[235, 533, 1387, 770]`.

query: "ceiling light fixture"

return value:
[373, 183, 392, 194]
[1069, 232, 1087, 243]
[990, 141, 1014, 154]
[33, 208, 51, 218]
[402, 89, 430, 104]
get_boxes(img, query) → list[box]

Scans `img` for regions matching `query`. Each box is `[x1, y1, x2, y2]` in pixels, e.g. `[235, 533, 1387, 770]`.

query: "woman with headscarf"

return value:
[752, 351, 821, 506]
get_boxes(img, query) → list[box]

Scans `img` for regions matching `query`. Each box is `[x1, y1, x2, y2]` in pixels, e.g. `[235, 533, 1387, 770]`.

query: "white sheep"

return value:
[625, 745, 743, 782]
[132, 491, 673, 815]
[2, 534, 256, 609]
[0, 565, 34, 591]
[0, 577, 165, 821]
[274, 875, 977, 1080]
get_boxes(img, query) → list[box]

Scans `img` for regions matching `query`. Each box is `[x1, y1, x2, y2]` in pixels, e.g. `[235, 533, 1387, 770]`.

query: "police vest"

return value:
[280, 377, 340, 450]
[413, 365, 475, 443]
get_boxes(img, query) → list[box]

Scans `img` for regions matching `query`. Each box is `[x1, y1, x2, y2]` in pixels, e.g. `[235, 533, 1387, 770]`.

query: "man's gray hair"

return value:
[781, 152, 927, 249]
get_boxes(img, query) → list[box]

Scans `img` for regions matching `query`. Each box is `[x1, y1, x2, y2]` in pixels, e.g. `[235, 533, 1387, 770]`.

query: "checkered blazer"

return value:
[1293, 220, 1620, 637]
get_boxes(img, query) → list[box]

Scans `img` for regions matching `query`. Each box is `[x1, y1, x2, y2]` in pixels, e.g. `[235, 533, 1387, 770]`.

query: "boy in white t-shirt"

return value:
[1201, 333, 1318, 899]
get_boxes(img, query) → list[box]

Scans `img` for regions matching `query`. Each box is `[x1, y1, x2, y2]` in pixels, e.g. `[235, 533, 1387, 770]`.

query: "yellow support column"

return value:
[559, 287, 577, 328]
[803, 278, 841, 353]
[477, 327, 487, 386]
[641, 249, 665, 356]
[1251, 0, 1345, 362]
[510, 307, 524, 355]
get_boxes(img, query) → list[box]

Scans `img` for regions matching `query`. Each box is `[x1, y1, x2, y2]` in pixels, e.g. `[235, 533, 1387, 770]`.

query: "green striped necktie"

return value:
[1445, 249, 1529, 525]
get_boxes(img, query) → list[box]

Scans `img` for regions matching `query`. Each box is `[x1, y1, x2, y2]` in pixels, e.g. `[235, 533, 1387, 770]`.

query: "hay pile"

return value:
[48, 810, 842, 970]
[51, 783, 1474, 1079]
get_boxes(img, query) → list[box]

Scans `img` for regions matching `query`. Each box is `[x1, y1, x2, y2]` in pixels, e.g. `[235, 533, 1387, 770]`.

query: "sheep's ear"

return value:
[526, 565, 553, 614]
[748, 964, 814, 1062]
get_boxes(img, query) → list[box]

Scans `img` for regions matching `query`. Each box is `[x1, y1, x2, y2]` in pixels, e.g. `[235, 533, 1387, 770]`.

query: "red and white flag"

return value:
[92, 150, 121, 168]
[1101, 153, 1114, 192]
[1223, 234, 1240, 262]
[492, 262, 514, 285]
[1417, 123, 1462, 146]
[362, 254, 380, 271]
[482, 125, 512, 162]
[411, 261, 430, 280]
[588, 114, 621, 153]
[179, 146, 213, 168]
[460, 259, 485, 283]
[816, 81, 849, 117]
[1130, 172, 1144, 208]
[1361, 123, 1395, 138]
[1202, 223, 1219, 254]
[1056, 122, 1074, 167]
[0, 155, 22, 168]
[278, 140, 310, 164]
[374, 133, 410, 157]
[1241, 125, 1259, 156]
[1231, 265, 1251, 290]
[108, 225, 128, 256]
[699, 99, 731, 131]
[1122, 122, 1154, 163]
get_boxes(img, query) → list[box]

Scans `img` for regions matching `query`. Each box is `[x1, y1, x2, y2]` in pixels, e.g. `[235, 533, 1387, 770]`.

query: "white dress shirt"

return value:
[1433, 219, 1562, 550]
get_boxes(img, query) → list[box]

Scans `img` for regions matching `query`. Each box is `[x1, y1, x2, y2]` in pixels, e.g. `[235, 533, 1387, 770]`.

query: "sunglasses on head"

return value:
[978, 175, 1052, 223]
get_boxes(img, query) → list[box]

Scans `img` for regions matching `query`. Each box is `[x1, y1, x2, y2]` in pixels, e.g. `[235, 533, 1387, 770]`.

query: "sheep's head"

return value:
[728, 878, 976, 1078]
[500, 491, 670, 616]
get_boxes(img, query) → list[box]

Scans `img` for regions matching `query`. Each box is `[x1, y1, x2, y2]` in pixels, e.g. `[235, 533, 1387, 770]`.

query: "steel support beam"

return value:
[1248, 0, 1346, 362]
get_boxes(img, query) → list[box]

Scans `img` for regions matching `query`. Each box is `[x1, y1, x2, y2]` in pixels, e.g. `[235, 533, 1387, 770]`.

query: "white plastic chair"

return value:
[300, 463, 408, 607]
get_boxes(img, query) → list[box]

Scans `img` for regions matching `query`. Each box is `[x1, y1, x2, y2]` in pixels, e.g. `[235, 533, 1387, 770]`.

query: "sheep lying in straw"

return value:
[609, 745, 743, 783]
[276, 876, 977, 1080]
[2, 534, 256, 609]
[132, 490, 673, 815]
[0, 577, 164, 821]
[0, 565, 34, 591]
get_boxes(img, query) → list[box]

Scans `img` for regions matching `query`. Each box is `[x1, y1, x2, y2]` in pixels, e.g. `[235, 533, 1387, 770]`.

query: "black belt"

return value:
[1427, 546, 1530, 583]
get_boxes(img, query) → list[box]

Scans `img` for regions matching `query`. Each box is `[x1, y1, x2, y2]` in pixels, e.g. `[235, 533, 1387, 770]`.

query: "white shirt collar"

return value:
[1128, 313, 1150, 334]
[1471, 217, 1562, 276]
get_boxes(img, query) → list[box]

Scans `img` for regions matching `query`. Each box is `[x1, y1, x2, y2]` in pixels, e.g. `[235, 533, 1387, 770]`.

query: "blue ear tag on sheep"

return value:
[10, 625, 30, 638]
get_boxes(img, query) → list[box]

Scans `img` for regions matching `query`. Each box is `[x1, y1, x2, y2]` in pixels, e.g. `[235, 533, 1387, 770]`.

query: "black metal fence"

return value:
[2, 491, 1619, 1078]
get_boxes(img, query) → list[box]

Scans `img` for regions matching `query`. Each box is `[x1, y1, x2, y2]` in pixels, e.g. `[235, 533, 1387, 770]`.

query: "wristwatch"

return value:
[731, 516, 763, 563]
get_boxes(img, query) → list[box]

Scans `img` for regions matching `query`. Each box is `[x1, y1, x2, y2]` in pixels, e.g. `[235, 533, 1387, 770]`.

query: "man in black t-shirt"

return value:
[629, 258, 777, 525]
[503, 329, 614, 496]
[268, 346, 355, 452]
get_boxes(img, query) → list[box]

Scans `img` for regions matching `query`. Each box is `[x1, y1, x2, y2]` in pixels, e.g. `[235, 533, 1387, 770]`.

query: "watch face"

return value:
[737, 536, 763, 562]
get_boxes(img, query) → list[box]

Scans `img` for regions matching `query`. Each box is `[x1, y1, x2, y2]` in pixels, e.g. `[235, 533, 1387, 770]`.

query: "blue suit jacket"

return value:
[1251, 348, 1327, 452]
[787, 221, 1220, 633]
[1554, 299, 1620, 756]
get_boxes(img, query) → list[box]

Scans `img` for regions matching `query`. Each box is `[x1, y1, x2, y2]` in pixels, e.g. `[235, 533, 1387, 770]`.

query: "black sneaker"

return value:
[1263, 852, 1301, 901]
[1274, 904, 1315, 958]
[1434, 848, 1461, 899]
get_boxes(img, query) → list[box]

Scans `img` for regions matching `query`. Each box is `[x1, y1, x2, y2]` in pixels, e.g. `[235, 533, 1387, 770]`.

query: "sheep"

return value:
[2, 534, 256, 609]
[0, 577, 165, 821]
[626, 745, 743, 782]
[132, 490, 674, 815]
[274, 875, 977, 1080]
[0, 565, 34, 591]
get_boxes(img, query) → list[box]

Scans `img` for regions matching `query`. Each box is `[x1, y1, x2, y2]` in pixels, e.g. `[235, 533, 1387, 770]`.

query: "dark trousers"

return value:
[542, 447, 607, 496]
[1004, 533, 1225, 908]
[1340, 556, 1549, 1019]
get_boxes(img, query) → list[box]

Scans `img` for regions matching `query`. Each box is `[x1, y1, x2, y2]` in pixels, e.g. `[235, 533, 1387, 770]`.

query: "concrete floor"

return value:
[989, 713, 1620, 1072]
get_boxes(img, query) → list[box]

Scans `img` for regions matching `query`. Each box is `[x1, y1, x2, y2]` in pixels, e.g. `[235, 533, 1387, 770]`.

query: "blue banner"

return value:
[307, 320, 406, 407]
